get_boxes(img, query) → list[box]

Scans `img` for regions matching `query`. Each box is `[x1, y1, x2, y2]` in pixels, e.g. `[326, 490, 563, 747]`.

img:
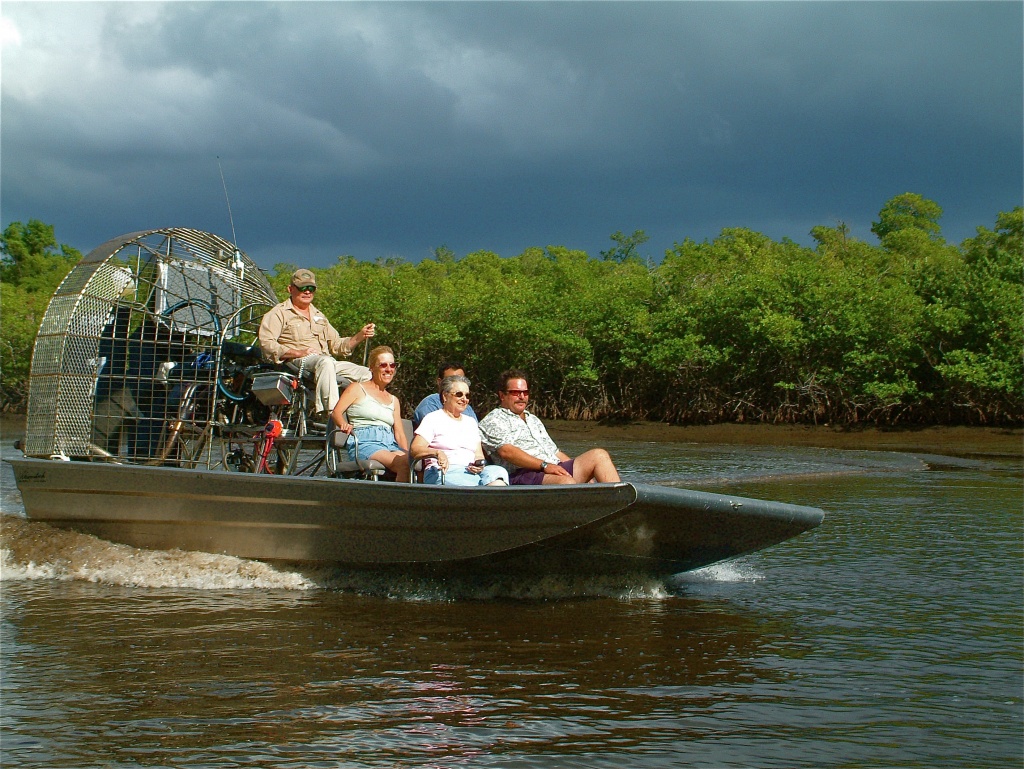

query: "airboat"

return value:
[8, 228, 824, 578]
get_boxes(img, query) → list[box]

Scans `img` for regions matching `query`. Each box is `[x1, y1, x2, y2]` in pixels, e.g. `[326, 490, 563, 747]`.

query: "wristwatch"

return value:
[539, 461, 548, 471]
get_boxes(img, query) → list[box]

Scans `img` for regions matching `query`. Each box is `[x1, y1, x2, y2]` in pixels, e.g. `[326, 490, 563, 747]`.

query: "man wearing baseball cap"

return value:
[258, 268, 376, 416]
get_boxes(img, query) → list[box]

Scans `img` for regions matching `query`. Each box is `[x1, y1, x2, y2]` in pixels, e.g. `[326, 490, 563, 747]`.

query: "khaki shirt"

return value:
[258, 299, 352, 365]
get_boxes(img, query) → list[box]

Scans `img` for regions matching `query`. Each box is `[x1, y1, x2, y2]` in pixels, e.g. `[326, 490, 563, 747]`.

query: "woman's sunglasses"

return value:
[377, 362, 397, 370]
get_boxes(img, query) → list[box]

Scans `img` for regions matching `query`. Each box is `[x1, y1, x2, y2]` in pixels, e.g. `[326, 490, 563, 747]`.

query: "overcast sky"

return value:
[2, 1, 1021, 269]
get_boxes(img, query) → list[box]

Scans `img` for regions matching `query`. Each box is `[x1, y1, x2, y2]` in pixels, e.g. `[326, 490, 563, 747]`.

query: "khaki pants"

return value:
[289, 354, 371, 414]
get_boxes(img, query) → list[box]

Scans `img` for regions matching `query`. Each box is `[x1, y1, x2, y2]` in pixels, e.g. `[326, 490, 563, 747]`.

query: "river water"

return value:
[1, 426, 1021, 768]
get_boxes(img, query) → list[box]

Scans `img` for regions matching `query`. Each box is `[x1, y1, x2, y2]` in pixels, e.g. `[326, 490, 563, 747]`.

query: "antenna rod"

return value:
[217, 156, 238, 247]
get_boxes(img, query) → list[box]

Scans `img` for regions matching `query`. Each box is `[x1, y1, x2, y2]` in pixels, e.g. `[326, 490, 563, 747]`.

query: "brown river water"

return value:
[1, 418, 1021, 768]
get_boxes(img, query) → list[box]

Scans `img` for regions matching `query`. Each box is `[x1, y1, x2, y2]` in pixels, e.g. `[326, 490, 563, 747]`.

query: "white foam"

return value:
[0, 515, 315, 590]
[0, 548, 64, 581]
[672, 560, 764, 584]
[0, 514, 705, 600]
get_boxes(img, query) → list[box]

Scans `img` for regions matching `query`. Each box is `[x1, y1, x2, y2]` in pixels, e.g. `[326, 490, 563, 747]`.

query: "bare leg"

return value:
[571, 448, 620, 483]
[370, 449, 410, 483]
[541, 472, 576, 485]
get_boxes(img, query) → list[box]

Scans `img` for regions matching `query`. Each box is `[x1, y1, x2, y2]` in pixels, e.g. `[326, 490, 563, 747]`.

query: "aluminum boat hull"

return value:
[9, 457, 824, 578]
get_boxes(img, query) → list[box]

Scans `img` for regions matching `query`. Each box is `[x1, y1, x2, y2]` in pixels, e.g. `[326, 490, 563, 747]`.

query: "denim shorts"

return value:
[423, 464, 509, 486]
[348, 424, 401, 462]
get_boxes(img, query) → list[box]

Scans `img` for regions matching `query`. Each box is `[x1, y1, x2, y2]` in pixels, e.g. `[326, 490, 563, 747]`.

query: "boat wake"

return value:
[0, 514, 756, 600]
[672, 561, 764, 584]
[0, 514, 315, 590]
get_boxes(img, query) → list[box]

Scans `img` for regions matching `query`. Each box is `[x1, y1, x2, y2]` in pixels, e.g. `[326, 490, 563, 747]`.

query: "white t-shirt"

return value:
[415, 410, 481, 470]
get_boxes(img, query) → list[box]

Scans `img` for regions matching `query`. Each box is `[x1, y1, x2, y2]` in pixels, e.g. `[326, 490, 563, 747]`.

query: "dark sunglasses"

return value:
[296, 285, 316, 293]
[448, 391, 470, 399]
[504, 389, 529, 396]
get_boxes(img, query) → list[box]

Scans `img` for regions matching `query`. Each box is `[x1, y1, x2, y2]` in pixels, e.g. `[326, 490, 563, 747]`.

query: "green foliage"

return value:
[871, 192, 944, 245]
[926, 207, 1024, 422]
[1, 220, 82, 408]
[279, 198, 1019, 426]
[5, 199, 1022, 424]
[267, 261, 299, 299]
[600, 229, 649, 263]
[0, 282, 53, 408]
[1, 220, 81, 293]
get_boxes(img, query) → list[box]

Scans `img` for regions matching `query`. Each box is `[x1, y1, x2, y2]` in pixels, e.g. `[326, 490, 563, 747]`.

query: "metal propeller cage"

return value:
[23, 228, 277, 466]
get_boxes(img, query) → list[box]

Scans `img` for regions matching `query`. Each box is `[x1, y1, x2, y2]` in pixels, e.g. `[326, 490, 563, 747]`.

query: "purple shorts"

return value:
[509, 459, 574, 486]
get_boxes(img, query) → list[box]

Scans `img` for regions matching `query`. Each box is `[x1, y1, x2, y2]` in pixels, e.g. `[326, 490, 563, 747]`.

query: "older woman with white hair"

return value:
[411, 375, 508, 487]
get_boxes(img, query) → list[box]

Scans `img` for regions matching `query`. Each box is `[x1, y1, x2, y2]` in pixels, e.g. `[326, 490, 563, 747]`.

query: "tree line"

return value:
[2, 194, 1021, 425]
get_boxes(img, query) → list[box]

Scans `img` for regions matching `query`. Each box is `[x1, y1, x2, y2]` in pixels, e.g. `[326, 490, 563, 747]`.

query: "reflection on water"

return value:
[3, 580, 801, 768]
[2, 420, 1021, 768]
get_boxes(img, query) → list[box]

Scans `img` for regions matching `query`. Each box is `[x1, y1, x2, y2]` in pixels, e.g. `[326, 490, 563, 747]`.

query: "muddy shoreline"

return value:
[547, 420, 1022, 459]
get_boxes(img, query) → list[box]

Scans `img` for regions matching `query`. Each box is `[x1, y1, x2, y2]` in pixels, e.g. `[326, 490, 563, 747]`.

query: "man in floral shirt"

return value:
[479, 369, 621, 485]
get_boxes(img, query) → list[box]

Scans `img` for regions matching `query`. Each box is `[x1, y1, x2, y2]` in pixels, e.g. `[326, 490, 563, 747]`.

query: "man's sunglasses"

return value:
[296, 285, 317, 293]
[504, 389, 529, 396]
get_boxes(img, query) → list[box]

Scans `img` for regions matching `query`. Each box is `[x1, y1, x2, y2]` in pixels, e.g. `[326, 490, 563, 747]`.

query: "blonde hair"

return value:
[368, 345, 395, 370]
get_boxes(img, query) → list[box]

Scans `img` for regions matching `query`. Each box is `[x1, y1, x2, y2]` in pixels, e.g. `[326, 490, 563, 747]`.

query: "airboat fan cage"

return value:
[24, 228, 276, 461]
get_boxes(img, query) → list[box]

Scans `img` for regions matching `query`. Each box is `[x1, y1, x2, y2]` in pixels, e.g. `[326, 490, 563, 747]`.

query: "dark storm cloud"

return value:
[2, 2, 1021, 268]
